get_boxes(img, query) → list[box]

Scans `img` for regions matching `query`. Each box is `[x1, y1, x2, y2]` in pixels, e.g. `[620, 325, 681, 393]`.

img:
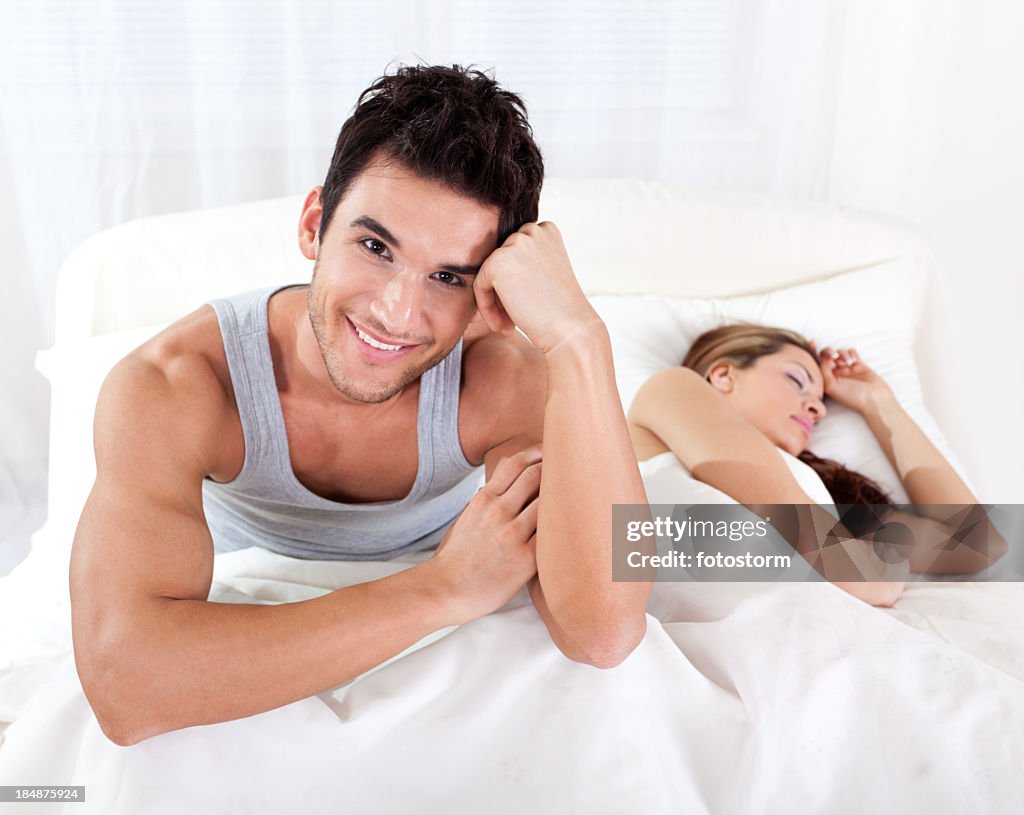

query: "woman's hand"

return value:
[816, 345, 894, 414]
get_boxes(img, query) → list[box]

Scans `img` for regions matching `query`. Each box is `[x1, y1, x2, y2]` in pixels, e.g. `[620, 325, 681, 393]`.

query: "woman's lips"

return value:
[792, 416, 813, 435]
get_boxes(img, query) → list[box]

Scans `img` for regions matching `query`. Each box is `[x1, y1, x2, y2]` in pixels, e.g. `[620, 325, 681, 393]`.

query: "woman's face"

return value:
[707, 344, 827, 456]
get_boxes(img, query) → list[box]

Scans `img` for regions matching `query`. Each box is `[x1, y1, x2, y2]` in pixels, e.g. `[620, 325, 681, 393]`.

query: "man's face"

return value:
[304, 157, 500, 403]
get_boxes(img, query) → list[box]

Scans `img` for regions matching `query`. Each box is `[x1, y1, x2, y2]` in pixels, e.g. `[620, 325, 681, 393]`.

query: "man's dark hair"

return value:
[319, 64, 545, 246]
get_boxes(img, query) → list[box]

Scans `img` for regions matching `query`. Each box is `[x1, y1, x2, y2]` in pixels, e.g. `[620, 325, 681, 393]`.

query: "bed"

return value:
[0, 180, 1021, 814]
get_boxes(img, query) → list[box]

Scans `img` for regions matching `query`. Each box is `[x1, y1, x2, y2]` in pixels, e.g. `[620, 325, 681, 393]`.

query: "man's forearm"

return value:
[78, 561, 455, 746]
[534, 322, 652, 664]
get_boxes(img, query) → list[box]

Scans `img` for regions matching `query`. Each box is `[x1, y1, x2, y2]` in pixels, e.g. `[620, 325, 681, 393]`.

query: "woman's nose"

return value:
[368, 272, 423, 337]
[808, 397, 827, 421]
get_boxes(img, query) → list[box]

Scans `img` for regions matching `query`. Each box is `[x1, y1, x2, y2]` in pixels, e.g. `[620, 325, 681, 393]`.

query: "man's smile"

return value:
[346, 317, 422, 362]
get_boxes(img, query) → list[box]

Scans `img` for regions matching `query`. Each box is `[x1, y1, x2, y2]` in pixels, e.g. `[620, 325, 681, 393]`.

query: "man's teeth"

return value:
[357, 327, 404, 351]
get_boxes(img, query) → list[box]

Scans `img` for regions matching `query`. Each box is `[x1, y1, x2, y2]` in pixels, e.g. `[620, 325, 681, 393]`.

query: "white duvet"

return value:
[1, 535, 1023, 814]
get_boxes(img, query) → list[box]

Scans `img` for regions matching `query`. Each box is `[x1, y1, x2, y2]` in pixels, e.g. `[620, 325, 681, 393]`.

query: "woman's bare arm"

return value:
[818, 346, 1007, 573]
[628, 367, 906, 605]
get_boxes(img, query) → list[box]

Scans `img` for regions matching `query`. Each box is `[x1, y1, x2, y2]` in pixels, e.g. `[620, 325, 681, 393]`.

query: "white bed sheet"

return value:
[1, 547, 1022, 814]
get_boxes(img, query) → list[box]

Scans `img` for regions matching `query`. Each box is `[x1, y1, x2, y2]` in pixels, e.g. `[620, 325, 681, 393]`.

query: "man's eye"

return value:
[432, 271, 465, 288]
[361, 238, 391, 259]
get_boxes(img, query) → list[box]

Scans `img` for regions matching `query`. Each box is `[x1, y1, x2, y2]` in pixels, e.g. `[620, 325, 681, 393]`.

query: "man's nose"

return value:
[368, 271, 423, 338]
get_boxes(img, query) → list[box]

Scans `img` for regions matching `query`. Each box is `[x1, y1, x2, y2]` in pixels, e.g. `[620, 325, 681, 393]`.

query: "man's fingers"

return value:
[485, 446, 543, 495]
[516, 497, 540, 537]
[524, 532, 538, 559]
[474, 278, 515, 335]
[501, 464, 542, 515]
[474, 283, 500, 332]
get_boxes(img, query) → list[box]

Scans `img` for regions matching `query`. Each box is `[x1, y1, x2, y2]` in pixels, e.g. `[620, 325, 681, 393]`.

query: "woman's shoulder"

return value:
[638, 365, 707, 395]
[630, 366, 710, 417]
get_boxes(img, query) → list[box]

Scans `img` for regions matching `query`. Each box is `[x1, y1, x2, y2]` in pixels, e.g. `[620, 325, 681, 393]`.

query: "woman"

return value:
[627, 324, 1006, 607]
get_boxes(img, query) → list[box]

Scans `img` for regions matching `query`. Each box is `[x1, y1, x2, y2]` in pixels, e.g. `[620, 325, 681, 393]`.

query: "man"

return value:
[70, 65, 651, 747]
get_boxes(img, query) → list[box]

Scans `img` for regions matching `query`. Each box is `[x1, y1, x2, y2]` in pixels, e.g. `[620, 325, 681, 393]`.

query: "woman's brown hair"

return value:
[681, 324, 892, 517]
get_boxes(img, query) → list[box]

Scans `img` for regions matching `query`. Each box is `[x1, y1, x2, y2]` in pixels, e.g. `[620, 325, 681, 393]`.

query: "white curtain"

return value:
[0, 0, 960, 572]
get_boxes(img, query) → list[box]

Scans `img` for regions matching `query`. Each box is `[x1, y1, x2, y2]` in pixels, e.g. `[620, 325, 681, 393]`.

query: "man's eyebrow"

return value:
[438, 262, 481, 277]
[350, 216, 401, 248]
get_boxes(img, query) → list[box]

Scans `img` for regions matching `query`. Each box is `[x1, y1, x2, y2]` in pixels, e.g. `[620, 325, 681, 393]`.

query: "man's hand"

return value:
[428, 447, 543, 624]
[473, 222, 602, 354]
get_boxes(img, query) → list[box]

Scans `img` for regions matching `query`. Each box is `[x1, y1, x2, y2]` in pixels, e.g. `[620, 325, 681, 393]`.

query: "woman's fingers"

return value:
[819, 345, 861, 372]
[819, 357, 838, 390]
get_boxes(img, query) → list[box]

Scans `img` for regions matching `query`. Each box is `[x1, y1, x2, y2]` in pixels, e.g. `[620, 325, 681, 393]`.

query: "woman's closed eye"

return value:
[786, 373, 806, 390]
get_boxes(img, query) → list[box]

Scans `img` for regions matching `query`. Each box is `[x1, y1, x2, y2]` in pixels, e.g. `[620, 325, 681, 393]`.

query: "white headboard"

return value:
[55, 178, 933, 337]
[54, 177, 939, 415]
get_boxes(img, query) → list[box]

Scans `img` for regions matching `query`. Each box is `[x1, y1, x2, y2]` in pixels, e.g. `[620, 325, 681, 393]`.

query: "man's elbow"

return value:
[80, 672, 146, 746]
[564, 617, 648, 670]
[75, 640, 163, 747]
[96, 712, 144, 748]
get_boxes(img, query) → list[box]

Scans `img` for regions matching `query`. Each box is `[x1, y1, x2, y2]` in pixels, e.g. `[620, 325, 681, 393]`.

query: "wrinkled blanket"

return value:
[1, 548, 1022, 814]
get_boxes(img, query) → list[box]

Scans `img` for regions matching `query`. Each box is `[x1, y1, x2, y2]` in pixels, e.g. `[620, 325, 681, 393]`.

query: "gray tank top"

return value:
[201, 285, 483, 560]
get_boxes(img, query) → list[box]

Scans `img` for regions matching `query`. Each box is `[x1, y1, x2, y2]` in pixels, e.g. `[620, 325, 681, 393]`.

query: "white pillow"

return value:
[593, 259, 973, 504]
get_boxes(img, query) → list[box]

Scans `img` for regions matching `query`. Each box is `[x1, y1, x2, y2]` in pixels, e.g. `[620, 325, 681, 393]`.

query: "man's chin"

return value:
[326, 372, 412, 404]
[326, 353, 444, 404]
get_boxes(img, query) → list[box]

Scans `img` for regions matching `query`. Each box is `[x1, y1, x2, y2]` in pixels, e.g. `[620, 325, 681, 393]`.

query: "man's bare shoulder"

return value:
[110, 305, 231, 400]
[98, 305, 242, 481]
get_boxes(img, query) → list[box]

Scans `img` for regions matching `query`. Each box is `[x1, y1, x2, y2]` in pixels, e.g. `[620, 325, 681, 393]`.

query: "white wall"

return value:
[918, 1, 1024, 502]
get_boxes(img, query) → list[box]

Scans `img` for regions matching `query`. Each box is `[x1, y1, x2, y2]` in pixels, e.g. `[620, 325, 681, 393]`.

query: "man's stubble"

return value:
[305, 264, 457, 405]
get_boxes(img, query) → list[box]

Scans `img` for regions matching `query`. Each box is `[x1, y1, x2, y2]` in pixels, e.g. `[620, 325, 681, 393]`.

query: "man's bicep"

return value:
[74, 353, 225, 605]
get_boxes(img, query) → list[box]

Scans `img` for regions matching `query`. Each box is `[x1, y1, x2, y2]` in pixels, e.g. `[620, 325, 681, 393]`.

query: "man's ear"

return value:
[298, 186, 323, 261]
[706, 361, 735, 394]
